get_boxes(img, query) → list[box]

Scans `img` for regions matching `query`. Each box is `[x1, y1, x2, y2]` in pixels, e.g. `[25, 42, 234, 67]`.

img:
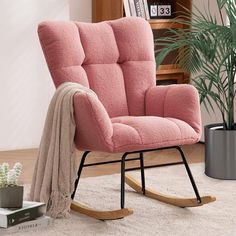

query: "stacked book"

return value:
[123, 0, 150, 20]
[0, 201, 51, 234]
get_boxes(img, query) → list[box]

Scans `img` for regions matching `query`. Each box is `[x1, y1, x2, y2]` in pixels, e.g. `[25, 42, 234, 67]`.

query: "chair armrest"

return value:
[145, 84, 202, 135]
[73, 91, 114, 152]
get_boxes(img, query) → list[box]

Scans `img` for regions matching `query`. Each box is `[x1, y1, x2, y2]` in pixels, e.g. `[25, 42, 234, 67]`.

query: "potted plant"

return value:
[156, 0, 236, 179]
[0, 162, 23, 208]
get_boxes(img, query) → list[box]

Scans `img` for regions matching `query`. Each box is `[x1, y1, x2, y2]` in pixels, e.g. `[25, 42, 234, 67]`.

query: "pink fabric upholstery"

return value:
[145, 85, 202, 137]
[111, 116, 199, 152]
[76, 22, 119, 65]
[38, 17, 202, 153]
[73, 92, 114, 152]
[38, 17, 155, 118]
[83, 64, 129, 117]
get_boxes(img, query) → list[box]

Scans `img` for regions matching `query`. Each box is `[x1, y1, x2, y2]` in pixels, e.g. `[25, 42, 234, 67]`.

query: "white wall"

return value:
[69, 0, 92, 22]
[0, 0, 91, 151]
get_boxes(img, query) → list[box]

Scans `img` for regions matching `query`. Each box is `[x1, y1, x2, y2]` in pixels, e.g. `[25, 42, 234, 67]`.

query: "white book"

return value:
[0, 201, 46, 228]
[134, 0, 142, 17]
[128, 0, 137, 16]
[123, 0, 131, 17]
[139, 0, 146, 19]
[0, 216, 51, 234]
[142, 0, 150, 20]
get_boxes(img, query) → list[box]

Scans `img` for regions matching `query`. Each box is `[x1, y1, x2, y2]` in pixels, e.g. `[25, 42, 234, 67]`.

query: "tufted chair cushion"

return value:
[38, 17, 156, 118]
[38, 17, 201, 153]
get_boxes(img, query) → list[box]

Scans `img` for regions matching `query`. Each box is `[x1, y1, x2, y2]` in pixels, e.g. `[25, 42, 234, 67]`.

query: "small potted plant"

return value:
[0, 162, 23, 208]
[156, 0, 236, 179]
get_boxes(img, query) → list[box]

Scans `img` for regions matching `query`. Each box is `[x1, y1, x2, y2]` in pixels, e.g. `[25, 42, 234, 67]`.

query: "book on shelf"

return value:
[134, 0, 145, 18]
[0, 216, 51, 235]
[0, 201, 46, 228]
[140, 0, 146, 18]
[124, 0, 150, 20]
[128, 0, 137, 17]
[123, 0, 131, 17]
[142, 0, 150, 20]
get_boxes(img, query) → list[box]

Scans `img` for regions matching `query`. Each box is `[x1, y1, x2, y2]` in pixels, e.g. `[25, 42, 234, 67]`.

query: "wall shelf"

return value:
[148, 19, 184, 29]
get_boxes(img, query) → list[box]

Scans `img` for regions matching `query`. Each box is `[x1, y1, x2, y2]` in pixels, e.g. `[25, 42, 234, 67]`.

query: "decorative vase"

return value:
[0, 186, 24, 208]
[205, 123, 236, 179]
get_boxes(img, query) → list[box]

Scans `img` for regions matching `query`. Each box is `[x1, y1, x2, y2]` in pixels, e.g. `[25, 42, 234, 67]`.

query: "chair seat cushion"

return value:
[111, 116, 199, 152]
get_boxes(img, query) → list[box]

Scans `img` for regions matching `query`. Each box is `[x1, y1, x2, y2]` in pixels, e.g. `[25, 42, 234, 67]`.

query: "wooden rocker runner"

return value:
[70, 147, 216, 220]
[125, 175, 215, 208]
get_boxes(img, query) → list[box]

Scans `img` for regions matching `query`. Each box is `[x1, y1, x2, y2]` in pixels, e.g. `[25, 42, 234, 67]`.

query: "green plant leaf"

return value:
[217, 0, 228, 9]
[155, 0, 236, 129]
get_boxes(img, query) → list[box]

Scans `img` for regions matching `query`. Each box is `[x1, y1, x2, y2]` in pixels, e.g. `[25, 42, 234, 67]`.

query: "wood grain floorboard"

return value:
[0, 144, 204, 184]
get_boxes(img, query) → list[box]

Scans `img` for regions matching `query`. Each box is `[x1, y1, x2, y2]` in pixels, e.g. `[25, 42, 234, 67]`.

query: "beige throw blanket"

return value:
[30, 82, 97, 218]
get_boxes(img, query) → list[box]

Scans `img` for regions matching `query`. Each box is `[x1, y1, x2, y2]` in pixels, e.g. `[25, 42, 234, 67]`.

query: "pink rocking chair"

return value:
[38, 17, 215, 220]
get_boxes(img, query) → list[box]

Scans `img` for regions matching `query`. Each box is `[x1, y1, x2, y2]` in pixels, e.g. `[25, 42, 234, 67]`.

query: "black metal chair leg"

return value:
[121, 153, 128, 209]
[71, 151, 90, 200]
[176, 146, 202, 203]
[72, 146, 203, 211]
[140, 152, 146, 194]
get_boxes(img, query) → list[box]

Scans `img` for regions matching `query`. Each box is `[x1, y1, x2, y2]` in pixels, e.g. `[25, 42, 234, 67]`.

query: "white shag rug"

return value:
[12, 164, 236, 236]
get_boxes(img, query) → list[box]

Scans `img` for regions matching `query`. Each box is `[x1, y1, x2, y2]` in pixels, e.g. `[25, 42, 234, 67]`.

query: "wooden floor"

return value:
[0, 144, 204, 184]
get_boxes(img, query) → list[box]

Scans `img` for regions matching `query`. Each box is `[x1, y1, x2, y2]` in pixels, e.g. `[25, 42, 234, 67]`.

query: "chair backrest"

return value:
[38, 17, 156, 117]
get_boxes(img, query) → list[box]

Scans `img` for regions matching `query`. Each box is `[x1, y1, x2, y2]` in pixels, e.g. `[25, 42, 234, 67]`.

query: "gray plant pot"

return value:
[0, 186, 24, 208]
[205, 123, 236, 179]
